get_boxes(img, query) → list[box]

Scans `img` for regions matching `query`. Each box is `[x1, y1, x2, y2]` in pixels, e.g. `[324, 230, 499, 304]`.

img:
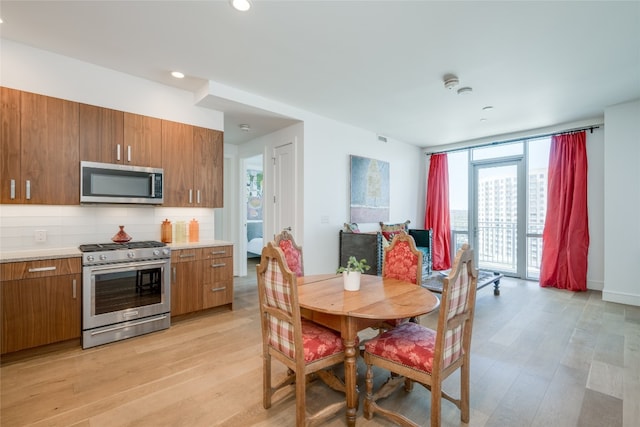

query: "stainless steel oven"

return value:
[80, 241, 171, 349]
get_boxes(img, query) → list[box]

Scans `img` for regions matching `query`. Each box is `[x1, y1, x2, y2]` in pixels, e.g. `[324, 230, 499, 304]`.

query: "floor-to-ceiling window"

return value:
[446, 137, 550, 280]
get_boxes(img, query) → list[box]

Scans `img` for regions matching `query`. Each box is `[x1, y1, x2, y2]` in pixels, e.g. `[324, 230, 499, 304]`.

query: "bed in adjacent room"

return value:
[247, 221, 263, 258]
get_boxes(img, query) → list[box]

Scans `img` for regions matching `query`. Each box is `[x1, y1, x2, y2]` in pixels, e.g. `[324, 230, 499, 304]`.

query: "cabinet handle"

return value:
[211, 250, 226, 255]
[10, 179, 15, 199]
[28, 266, 56, 273]
[211, 263, 226, 268]
[25, 180, 31, 200]
[172, 267, 176, 282]
[189, 189, 193, 204]
[197, 190, 201, 204]
[210, 286, 226, 292]
[179, 253, 196, 259]
[127, 145, 131, 162]
[72, 279, 77, 299]
[117, 144, 121, 161]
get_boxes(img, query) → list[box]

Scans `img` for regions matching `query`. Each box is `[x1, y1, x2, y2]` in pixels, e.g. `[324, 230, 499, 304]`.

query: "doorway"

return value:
[244, 155, 264, 273]
[471, 158, 525, 277]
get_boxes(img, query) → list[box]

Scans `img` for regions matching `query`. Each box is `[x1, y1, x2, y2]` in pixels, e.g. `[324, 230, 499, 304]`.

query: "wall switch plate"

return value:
[35, 230, 47, 242]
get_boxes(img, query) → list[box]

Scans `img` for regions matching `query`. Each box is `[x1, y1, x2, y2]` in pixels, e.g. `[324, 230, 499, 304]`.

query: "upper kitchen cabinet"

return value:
[79, 104, 124, 164]
[1, 89, 79, 205]
[123, 113, 162, 168]
[193, 126, 223, 208]
[1, 87, 21, 204]
[162, 120, 223, 207]
[79, 105, 161, 168]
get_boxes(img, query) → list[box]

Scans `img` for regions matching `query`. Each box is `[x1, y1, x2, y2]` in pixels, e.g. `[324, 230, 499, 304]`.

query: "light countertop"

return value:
[0, 240, 233, 263]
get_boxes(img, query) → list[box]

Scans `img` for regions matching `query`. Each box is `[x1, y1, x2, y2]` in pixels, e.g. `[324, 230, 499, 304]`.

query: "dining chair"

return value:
[274, 229, 304, 277]
[363, 243, 478, 427]
[256, 241, 347, 426]
[380, 231, 423, 328]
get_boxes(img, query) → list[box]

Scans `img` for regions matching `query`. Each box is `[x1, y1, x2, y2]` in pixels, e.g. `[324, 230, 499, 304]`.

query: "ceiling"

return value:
[1, 1, 639, 148]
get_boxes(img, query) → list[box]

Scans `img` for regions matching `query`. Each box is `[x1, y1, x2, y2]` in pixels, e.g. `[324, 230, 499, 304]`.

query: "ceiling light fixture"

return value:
[457, 87, 473, 95]
[171, 71, 185, 79]
[239, 124, 251, 132]
[482, 106, 494, 111]
[443, 74, 459, 90]
[230, 0, 251, 11]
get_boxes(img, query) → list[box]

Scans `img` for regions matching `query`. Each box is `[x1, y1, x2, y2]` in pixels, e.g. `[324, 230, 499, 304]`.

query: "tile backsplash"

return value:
[0, 205, 215, 251]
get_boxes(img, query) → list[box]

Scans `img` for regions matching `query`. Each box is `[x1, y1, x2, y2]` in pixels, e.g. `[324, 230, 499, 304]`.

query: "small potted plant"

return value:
[337, 256, 370, 291]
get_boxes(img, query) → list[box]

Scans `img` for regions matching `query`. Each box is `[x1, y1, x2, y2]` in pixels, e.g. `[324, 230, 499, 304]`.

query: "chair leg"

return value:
[461, 359, 470, 422]
[263, 353, 272, 409]
[430, 380, 442, 427]
[295, 370, 306, 427]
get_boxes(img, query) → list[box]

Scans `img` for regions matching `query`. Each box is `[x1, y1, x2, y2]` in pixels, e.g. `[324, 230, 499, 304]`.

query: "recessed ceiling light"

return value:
[457, 87, 473, 95]
[480, 118, 488, 122]
[482, 106, 494, 111]
[171, 71, 185, 79]
[230, 0, 251, 11]
[239, 124, 251, 132]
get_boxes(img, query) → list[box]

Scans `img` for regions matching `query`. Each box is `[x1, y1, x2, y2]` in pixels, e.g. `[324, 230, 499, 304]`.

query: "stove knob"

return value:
[99, 254, 108, 261]
[87, 255, 95, 262]
[153, 249, 160, 256]
[163, 248, 171, 256]
[128, 251, 135, 258]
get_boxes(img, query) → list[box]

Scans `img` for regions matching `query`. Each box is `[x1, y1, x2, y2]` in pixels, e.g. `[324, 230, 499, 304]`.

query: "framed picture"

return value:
[350, 155, 390, 223]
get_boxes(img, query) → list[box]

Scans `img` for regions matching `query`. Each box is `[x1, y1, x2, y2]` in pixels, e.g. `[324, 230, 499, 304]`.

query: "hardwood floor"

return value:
[2, 261, 639, 426]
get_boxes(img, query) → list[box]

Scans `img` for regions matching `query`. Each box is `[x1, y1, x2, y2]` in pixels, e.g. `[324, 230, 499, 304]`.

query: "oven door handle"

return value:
[86, 259, 169, 273]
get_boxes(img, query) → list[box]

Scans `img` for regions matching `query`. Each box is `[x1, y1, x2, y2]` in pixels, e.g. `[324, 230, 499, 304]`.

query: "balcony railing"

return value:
[451, 223, 543, 279]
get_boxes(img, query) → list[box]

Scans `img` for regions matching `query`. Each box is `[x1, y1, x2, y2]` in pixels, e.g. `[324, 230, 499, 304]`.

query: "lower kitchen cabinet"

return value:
[1, 258, 82, 354]
[170, 245, 233, 317]
[202, 246, 233, 309]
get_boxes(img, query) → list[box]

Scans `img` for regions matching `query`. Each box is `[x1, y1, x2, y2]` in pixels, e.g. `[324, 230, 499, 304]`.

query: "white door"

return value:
[272, 142, 296, 239]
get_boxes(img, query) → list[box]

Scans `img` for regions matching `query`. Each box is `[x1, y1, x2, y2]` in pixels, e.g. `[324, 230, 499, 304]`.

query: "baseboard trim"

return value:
[602, 289, 640, 307]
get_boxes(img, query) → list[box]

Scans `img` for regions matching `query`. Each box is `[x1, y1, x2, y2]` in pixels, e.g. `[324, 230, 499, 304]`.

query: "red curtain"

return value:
[424, 153, 451, 271]
[540, 131, 589, 291]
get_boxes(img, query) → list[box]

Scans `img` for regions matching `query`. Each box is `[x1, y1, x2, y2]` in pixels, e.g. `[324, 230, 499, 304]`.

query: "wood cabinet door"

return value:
[79, 104, 124, 164]
[162, 120, 194, 207]
[170, 261, 202, 316]
[21, 92, 79, 205]
[1, 274, 81, 354]
[193, 127, 223, 208]
[1, 87, 22, 203]
[124, 113, 162, 168]
[201, 256, 233, 308]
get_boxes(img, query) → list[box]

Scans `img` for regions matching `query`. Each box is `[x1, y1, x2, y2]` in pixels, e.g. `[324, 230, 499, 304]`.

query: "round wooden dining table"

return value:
[297, 273, 440, 427]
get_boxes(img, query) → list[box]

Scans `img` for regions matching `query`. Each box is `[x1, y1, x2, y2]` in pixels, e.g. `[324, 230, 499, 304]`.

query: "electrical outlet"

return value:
[34, 230, 47, 242]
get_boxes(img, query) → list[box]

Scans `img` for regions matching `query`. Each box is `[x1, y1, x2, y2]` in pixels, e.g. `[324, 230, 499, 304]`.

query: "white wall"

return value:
[604, 99, 640, 306]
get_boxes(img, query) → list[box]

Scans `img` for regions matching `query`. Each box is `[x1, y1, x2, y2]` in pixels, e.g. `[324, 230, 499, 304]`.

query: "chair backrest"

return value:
[382, 231, 423, 286]
[434, 243, 478, 371]
[274, 229, 304, 277]
[256, 241, 303, 363]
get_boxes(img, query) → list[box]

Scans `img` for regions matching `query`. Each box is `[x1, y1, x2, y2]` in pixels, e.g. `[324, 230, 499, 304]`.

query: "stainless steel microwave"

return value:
[80, 161, 164, 204]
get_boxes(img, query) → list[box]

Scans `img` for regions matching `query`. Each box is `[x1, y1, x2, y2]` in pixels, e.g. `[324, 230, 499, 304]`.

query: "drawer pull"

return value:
[211, 263, 226, 268]
[210, 286, 226, 292]
[211, 250, 226, 255]
[28, 266, 56, 273]
[179, 253, 196, 259]
[72, 279, 77, 299]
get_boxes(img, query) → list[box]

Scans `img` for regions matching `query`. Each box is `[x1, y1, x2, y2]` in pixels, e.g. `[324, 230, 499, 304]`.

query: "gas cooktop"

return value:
[79, 240, 166, 253]
[79, 241, 170, 266]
